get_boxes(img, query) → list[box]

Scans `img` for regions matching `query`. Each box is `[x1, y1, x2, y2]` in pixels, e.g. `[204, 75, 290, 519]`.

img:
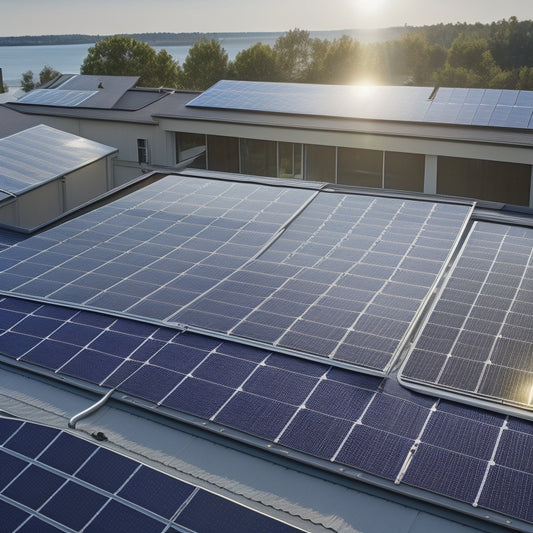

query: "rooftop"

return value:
[0, 168, 532, 532]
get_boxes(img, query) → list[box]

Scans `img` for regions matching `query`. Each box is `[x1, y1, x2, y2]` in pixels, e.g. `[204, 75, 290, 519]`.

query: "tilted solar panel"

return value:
[399, 221, 533, 415]
[0, 417, 301, 532]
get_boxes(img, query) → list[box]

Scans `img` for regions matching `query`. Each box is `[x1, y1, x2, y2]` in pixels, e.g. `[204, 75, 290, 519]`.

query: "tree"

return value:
[81, 36, 181, 88]
[228, 43, 280, 81]
[182, 40, 228, 90]
[20, 65, 60, 92]
[307, 36, 360, 85]
[273, 29, 316, 82]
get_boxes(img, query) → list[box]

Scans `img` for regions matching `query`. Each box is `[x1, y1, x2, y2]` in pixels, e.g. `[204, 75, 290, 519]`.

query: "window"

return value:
[384, 152, 425, 192]
[279, 143, 303, 179]
[337, 147, 382, 188]
[437, 156, 531, 206]
[305, 144, 336, 182]
[137, 139, 149, 164]
[176, 132, 206, 168]
[206, 135, 239, 173]
[240, 139, 277, 177]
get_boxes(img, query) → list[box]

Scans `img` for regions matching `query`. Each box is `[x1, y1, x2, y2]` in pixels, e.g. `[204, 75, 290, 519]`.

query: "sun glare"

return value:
[352, 0, 388, 16]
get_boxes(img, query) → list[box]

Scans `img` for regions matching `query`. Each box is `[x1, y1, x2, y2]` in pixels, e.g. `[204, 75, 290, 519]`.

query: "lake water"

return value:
[0, 35, 282, 87]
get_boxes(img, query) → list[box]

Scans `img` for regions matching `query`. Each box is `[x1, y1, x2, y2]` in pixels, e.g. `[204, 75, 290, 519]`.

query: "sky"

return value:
[0, 0, 532, 36]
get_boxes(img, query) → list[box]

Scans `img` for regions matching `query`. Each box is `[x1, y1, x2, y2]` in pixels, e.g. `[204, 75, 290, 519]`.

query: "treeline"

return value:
[20, 18, 533, 91]
[176, 19, 533, 90]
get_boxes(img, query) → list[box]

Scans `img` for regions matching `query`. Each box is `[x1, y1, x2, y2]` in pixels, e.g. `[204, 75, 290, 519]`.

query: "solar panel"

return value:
[172, 194, 472, 371]
[0, 418, 302, 532]
[186, 81, 533, 130]
[0, 175, 472, 373]
[399, 221, 533, 414]
[17, 88, 98, 106]
[2, 296, 533, 525]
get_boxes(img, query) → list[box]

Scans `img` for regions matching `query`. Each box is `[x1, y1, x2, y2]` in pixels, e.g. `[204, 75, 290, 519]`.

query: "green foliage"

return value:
[228, 43, 281, 81]
[307, 36, 360, 84]
[81, 36, 181, 88]
[273, 29, 317, 82]
[182, 40, 228, 90]
[39, 65, 60, 86]
[20, 65, 60, 92]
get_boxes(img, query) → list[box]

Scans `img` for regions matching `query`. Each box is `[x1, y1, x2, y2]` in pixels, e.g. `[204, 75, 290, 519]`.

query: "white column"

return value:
[424, 155, 438, 195]
[529, 165, 533, 208]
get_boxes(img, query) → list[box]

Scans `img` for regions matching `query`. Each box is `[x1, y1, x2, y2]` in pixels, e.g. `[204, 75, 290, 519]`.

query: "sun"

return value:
[352, 0, 388, 16]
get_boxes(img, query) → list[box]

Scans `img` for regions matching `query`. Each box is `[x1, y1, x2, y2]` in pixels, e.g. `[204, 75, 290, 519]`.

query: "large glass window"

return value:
[240, 139, 277, 177]
[337, 147, 382, 188]
[437, 156, 531, 206]
[305, 145, 336, 183]
[207, 135, 239, 173]
[176, 132, 206, 168]
[279, 142, 303, 179]
[384, 152, 425, 192]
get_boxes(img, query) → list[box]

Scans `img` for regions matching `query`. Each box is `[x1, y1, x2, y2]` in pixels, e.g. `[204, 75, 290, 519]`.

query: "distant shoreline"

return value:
[0, 28, 409, 47]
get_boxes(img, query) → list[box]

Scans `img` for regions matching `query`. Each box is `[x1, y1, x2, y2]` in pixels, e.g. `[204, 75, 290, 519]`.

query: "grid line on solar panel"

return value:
[186, 81, 533, 129]
[400, 221, 533, 414]
[0, 418, 303, 532]
[0, 176, 315, 317]
[172, 195, 472, 372]
[0, 178, 472, 375]
[2, 298, 533, 525]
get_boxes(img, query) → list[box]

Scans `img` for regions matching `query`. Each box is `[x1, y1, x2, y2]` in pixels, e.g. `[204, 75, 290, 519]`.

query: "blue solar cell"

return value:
[242, 366, 317, 406]
[278, 408, 353, 459]
[402, 444, 487, 503]
[38, 432, 96, 474]
[61, 349, 124, 383]
[335, 424, 413, 480]
[0, 500, 29, 531]
[0, 418, 23, 445]
[478, 467, 533, 523]
[0, 451, 27, 490]
[421, 411, 499, 460]
[163, 378, 234, 418]
[21, 339, 81, 369]
[83, 500, 165, 533]
[192, 353, 257, 388]
[215, 392, 297, 440]
[76, 447, 138, 493]
[50, 322, 103, 346]
[118, 465, 195, 519]
[175, 489, 300, 533]
[118, 365, 184, 403]
[16, 517, 66, 533]
[4, 423, 58, 458]
[3, 465, 65, 509]
[306, 380, 374, 420]
[41, 481, 108, 530]
[12, 315, 62, 337]
[362, 395, 430, 439]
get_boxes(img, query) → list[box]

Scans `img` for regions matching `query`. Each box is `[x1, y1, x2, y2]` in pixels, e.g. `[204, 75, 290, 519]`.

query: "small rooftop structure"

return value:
[0, 124, 117, 231]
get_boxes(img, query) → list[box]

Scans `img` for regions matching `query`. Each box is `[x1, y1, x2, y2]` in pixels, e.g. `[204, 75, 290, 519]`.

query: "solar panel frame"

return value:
[399, 221, 533, 419]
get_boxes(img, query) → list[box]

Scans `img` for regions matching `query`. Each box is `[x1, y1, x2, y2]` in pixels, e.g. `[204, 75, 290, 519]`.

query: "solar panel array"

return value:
[400, 221, 533, 412]
[1, 296, 532, 526]
[0, 174, 472, 372]
[17, 88, 98, 107]
[0, 417, 301, 532]
[186, 80, 533, 130]
[0, 125, 116, 196]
